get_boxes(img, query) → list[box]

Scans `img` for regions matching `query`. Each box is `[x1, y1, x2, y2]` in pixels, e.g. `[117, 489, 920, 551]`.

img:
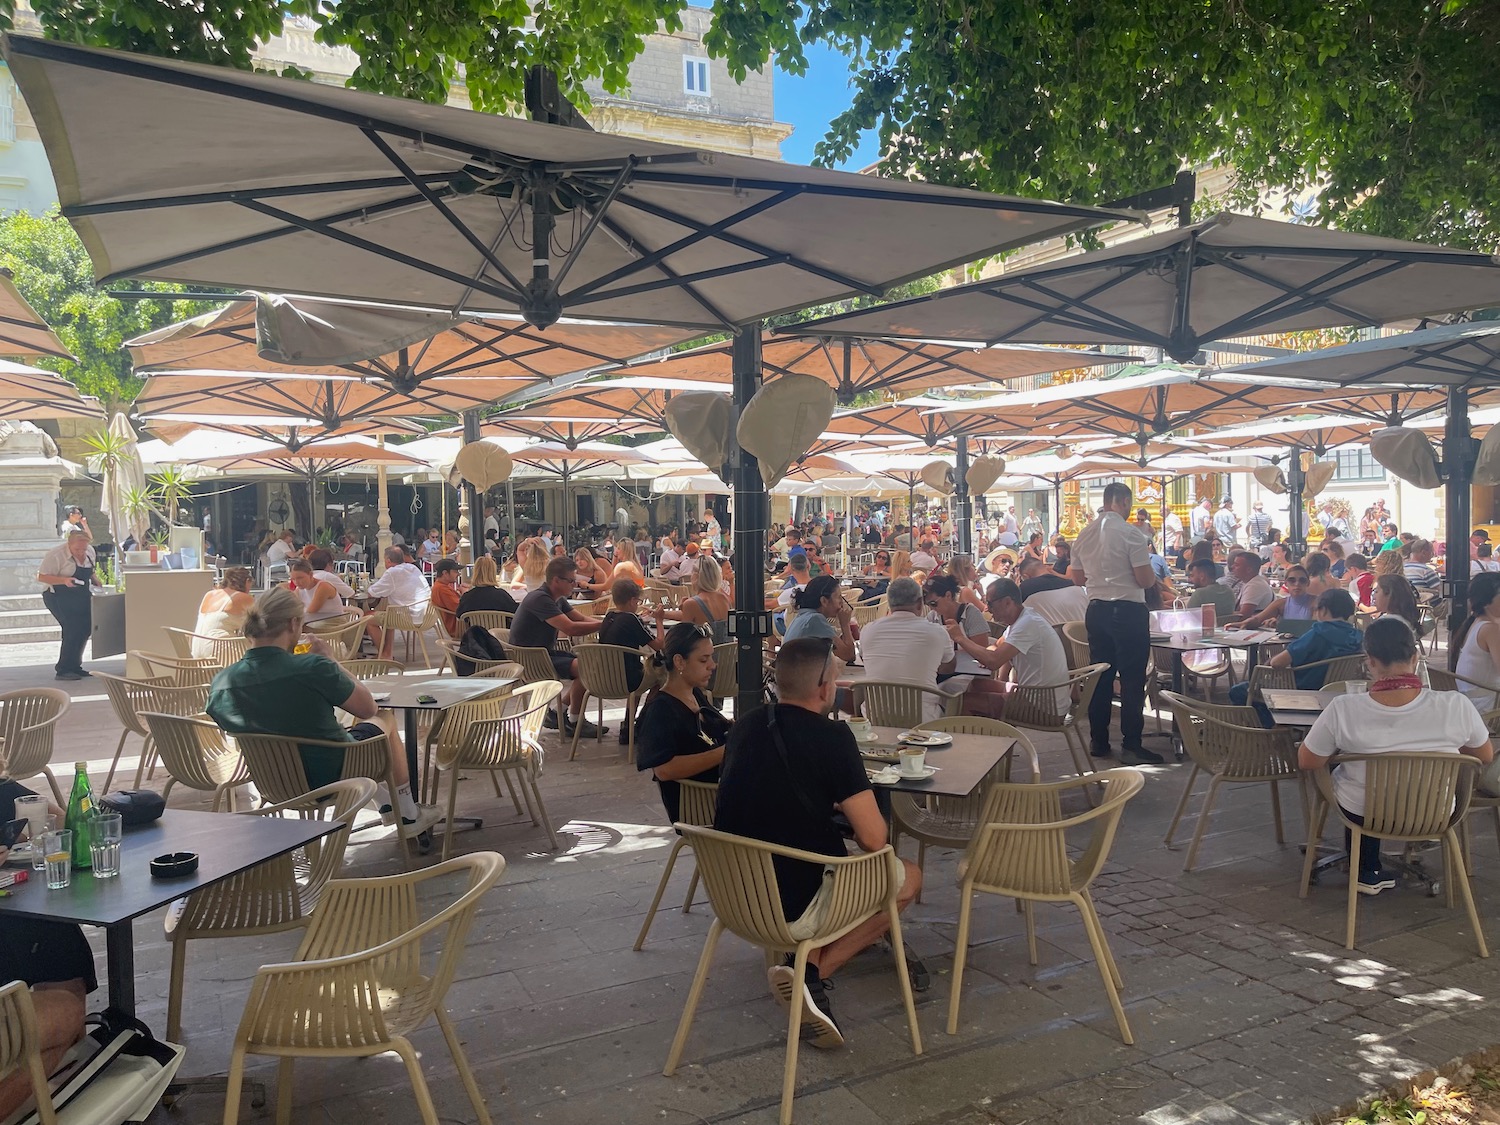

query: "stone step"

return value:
[0, 594, 47, 611]
[0, 624, 59, 645]
[0, 607, 57, 631]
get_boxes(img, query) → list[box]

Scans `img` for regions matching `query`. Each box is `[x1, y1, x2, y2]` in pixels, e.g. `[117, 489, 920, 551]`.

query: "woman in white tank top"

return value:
[1452, 572, 1500, 710]
[192, 566, 255, 656]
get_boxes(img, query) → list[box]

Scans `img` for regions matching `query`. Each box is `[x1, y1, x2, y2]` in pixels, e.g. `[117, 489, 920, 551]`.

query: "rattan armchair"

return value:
[163, 627, 249, 667]
[95, 672, 211, 792]
[502, 641, 566, 686]
[949, 769, 1143, 1040]
[634, 779, 718, 951]
[435, 681, 560, 857]
[140, 711, 252, 812]
[233, 728, 416, 866]
[339, 658, 406, 681]
[1161, 691, 1303, 871]
[852, 679, 964, 727]
[1060, 620, 1091, 671]
[439, 639, 517, 678]
[0, 689, 69, 805]
[1300, 752, 1487, 954]
[164, 778, 378, 1042]
[221, 852, 505, 1125]
[709, 642, 737, 711]
[372, 602, 437, 668]
[570, 643, 649, 759]
[999, 662, 1108, 785]
[890, 717, 1030, 898]
[304, 614, 368, 660]
[851, 597, 887, 627]
[0, 979, 57, 1125]
[1243, 654, 1366, 704]
[459, 610, 513, 633]
[662, 827, 921, 1125]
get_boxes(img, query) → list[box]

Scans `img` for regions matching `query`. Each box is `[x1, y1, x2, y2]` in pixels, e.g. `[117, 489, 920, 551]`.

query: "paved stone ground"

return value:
[6, 639, 1500, 1125]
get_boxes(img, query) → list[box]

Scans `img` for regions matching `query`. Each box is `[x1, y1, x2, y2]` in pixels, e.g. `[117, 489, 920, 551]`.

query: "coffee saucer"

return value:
[896, 766, 938, 780]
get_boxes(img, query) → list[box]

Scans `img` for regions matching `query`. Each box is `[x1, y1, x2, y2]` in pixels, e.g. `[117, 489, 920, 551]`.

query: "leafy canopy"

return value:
[0, 210, 224, 408]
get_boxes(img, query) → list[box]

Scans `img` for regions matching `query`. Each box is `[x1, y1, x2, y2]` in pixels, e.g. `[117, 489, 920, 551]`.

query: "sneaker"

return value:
[74, 669, 92, 678]
[1120, 747, 1165, 766]
[543, 710, 559, 730]
[766, 964, 844, 1049]
[565, 716, 608, 740]
[617, 723, 632, 746]
[401, 805, 443, 836]
[1090, 744, 1113, 759]
[54, 671, 81, 681]
[1357, 871, 1397, 896]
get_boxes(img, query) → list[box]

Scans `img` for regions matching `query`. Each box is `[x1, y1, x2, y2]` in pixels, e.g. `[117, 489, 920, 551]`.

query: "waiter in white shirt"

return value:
[1068, 482, 1160, 766]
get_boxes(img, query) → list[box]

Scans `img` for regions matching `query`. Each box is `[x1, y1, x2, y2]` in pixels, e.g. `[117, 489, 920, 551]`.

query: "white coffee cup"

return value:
[899, 747, 927, 777]
[846, 717, 872, 741]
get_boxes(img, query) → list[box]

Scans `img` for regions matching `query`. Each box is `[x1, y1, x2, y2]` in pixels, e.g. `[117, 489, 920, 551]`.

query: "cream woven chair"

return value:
[95, 672, 211, 792]
[459, 610, 513, 633]
[233, 728, 417, 866]
[853, 679, 963, 727]
[889, 717, 1032, 897]
[221, 852, 505, 1125]
[502, 641, 565, 686]
[131, 650, 218, 687]
[949, 769, 1143, 1039]
[1243, 654, 1367, 704]
[0, 979, 57, 1125]
[998, 663, 1108, 785]
[1299, 751, 1487, 954]
[164, 778, 378, 1042]
[373, 602, 437, 668]
[140, 711, 252, 812]
[439, 639, 517, 679]
[0, 688, 69, 804]
[634, 779, 718, 951]
[163, 625, 194, 658]
[662, 827, 921, 1125]
[1161, 691, 1303, 871]
[851, 596, 887, 627]
[436, 681, 561, 858]
[339, 658, 405, 681]
[570, 643, 647, 759]
[163, 627, 249, 667]
[304, 614, 368, 660]
[1060, 620, 1091, 671]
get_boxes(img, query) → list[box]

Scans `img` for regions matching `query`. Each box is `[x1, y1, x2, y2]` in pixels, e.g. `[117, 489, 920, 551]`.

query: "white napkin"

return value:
[867, 765, 902, 784]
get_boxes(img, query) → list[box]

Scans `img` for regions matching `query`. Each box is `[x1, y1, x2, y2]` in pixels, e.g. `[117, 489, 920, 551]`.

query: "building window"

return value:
[0, 79, 14, 146]
[684, 57, 710, 97]
[1332, 447, 1384, 482]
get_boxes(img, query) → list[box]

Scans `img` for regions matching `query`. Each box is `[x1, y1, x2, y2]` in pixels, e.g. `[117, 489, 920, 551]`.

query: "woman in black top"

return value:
[635, 622, 732, 823]
[455, 556, 520, 619]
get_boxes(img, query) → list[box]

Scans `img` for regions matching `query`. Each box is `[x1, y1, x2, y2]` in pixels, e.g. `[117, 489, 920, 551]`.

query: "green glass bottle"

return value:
[64, 761, 96, 869]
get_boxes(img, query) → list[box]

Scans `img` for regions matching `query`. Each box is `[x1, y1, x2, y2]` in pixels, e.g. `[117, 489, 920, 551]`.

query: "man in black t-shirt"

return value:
[715, 638, 922, 1048]
[510, 557, 607, 738]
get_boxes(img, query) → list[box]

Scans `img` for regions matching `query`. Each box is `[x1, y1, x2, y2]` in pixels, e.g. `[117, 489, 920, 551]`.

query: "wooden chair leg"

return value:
[441, 768, 462, 861]
[1299, 797, 1329, 899]
[275, 1057, 294, 1125]
[886, 902, 922, 1056]
[569, 692, 590, 760]
[779, 944, 811, 1125]
[392, 1038, 441, 1125]
[1163, 764, 1200, 846]
[947, 888, 975, 1035]
[436, 1007, 494, 1125]
[1270, 779, 1285, 845]
[663, 918, 724, 1072]
[680, 867, 701, 913]
[1077, 892, 1133, 1045]
[1345, 827, 1363, 949]
[1447, 832, 1490, 958]
[1023, 900, 1038, 966]
[1182, 778, 1223, 873]
[527, 774, 558, 851]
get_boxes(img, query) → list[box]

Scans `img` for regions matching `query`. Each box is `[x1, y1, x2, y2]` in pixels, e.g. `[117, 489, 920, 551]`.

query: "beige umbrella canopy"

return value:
[192, 436, 426, 476]
[0, 359, 102, 421]
[624, 334, 1128, 405]
[97, 411, 148, 547]
[143, 414, 426, 449]
[127, 294, 698, 394]
[823, 398, 1103, 454]
[5, 35, 1129, 330]
[0, 270, 71, 360]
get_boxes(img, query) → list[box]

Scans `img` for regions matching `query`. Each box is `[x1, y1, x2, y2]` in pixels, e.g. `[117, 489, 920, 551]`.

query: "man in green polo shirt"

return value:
[207, 586, 439, 831]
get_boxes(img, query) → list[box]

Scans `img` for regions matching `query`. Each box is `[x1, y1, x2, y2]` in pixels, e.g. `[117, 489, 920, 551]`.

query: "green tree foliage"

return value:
[709, 0, 1500, 248]
[0, 210, 224, 407]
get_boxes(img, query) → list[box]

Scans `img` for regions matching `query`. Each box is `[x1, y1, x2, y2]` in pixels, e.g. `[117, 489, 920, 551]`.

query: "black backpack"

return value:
[455, 625, 507, 676]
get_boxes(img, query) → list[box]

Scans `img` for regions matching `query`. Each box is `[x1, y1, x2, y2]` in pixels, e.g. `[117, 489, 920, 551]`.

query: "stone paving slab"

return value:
[5, 641, 1500, 1125]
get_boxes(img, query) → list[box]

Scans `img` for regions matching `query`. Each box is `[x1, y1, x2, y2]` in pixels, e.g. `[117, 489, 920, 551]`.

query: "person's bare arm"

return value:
[1239, 597, 1285, 629]
[652, 746, 724, 782]
[831, 602, 856, 663]
[306, 582, 338, 613]
[1132, 563, 1156, 589]
[549, 611, 602, 637]
[1065, 564, 1087, 587]
[339, 680, 379, 722]
[838, 789, 888, 853]
[1296, 742, 1330, 771]
[1465, 737, 1495, 764]
[1267, 648, 1293, 670]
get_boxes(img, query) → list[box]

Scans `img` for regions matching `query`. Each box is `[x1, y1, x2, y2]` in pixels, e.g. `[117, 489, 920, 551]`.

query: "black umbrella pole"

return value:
[954, 435, 972, 554]
[1286, 446, 1305, 558]
[731, 328, 769, 715]
[1446, 387, 1473, 634]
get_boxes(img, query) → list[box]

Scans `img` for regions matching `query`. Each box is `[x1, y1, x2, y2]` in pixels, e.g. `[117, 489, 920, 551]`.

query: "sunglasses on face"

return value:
[1286, 577, 1309, 585]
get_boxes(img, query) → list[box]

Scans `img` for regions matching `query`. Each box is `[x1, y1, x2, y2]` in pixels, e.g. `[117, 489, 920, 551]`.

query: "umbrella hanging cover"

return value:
[1369, 428, 1443, 489]
[736, 374, 836, 487]
[663, 392, 735, 482]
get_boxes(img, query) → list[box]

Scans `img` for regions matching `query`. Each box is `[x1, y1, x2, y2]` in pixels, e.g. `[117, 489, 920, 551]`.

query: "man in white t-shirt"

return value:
[910, 539, 939, 571]
[948, 578, 1070, 719]
[1223, 550, 1275, 616]
[1189, 497, 1212, 541]
[856, 577, 956, 719]
[1300, 616, 1492, 895]
[363, 545, 432, 659]
[1016, 557, 1090, 626]
[1212, 497, 1240, 545]
[266, 530, 296, 566]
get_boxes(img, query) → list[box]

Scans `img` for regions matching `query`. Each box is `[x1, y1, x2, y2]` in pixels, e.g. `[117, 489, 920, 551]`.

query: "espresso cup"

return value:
[846, 717, 872, 741]
[899, 747, 926, 776]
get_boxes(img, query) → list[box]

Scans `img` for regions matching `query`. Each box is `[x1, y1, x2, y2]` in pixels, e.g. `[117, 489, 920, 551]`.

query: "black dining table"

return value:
[862, 725, 1016, 798]
[0, 810, 339, 1024]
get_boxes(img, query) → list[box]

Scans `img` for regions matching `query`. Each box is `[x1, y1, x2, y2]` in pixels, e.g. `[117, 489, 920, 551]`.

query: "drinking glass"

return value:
[14, 794, 48, 870]
[42, 830, 72, 890]
[90, 813, 123, 878]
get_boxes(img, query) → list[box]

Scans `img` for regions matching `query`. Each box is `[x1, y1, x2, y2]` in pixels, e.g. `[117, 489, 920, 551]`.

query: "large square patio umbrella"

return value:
[1218, 322, 1500, 623]
[0, 269, 71, 360]
[0, 359, 103, 421]
[783, 212, 1500, 363]
[5, 32, 1133, 711]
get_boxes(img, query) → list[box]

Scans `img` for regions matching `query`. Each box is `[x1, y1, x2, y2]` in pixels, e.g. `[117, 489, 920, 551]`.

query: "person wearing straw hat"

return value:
[1068, 482, 1158, 765]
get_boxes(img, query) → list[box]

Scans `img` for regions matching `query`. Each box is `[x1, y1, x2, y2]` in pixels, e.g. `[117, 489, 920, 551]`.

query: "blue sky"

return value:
[772, 42, 880, 170]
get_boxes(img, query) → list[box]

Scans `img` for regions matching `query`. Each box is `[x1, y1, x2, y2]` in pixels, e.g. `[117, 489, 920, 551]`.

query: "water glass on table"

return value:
[90, 813, 123, 878]
[14, 794, 49, 871]
[42, 830, 72, 890]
